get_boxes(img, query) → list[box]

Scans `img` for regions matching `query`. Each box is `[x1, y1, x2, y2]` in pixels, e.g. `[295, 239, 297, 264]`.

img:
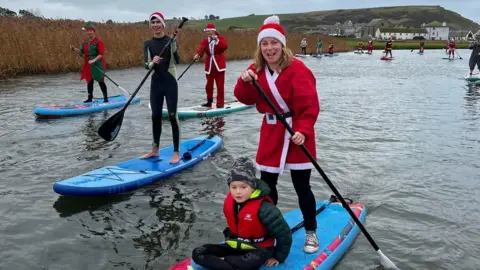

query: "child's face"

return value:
[229, 181, 254, 203]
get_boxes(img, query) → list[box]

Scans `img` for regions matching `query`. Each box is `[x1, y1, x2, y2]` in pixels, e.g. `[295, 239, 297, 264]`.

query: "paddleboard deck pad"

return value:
[169, 196, 366, 270]
[53, 135, 223, 196]
[34, 95, 140, 118]
[465, 73, 480, 82]
[158, 100, 253, 118]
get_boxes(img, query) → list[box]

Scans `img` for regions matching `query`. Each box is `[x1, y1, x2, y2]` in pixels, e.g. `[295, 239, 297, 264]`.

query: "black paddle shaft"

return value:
[182, 134, 215, 160]
[251, 79, 381, 251]
[177, 39, 214, 80]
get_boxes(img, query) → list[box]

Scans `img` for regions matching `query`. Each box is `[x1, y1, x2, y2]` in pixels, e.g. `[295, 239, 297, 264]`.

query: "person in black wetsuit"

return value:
[141, 11, 181, 164]
[468, 35, 480, 76]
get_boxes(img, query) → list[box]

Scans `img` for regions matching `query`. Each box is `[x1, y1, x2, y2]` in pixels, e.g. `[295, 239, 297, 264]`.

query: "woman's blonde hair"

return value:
[253, 45, 294, 73]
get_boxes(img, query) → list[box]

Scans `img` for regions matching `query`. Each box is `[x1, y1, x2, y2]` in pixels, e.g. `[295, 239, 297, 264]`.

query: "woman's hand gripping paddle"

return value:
[250, 79, 400, 269]
[97, 17, 189, 142]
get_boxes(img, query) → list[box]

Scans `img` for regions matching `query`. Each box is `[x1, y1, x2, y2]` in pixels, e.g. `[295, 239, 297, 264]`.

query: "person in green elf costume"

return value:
[70, 21, 108, 103]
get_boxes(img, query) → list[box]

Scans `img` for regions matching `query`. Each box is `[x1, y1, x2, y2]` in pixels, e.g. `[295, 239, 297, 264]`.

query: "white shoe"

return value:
[304, 231, 319, 253]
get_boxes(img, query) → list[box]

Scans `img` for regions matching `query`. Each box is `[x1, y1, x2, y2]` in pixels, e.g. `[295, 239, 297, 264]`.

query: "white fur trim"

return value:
[264, 15, 280, 25]
[265, 68, 291, 175]
[258, 28, 286, 46]
[284, 162, 314, 170]
[149, 14, 165, 27]
[204, 28, 216, 32]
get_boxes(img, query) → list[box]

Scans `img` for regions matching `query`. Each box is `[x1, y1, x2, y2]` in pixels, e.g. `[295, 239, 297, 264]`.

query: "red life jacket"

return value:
[223, 192, 275, 248]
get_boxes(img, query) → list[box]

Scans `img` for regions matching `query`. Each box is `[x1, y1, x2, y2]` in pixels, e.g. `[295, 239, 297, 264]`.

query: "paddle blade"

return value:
[377, 250, 400, 269]
[98, 109, 125, 141]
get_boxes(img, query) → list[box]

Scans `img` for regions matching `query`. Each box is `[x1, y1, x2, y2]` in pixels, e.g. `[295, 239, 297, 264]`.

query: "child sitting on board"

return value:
[191, 157, 293, 270]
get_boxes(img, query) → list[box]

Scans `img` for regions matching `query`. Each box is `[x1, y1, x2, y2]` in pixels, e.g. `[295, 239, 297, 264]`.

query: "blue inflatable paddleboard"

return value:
[53, 135, 223, 196]
[34, 95, 140, 118]
[323, 53, 339, 57]
[169, 197, 366, 270]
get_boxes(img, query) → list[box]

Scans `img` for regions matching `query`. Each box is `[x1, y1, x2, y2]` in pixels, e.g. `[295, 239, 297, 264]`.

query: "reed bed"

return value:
[0, 17, 349, 79]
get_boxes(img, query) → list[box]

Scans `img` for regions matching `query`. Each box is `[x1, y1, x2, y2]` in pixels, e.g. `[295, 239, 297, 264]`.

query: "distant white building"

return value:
[449, 30, 476, 41]
[375, 28, 427, 40]
[421, 21, 449, 40]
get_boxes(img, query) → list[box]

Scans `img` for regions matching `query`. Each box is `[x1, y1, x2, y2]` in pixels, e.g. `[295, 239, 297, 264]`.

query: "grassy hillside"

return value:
[187, 5, 479, 32]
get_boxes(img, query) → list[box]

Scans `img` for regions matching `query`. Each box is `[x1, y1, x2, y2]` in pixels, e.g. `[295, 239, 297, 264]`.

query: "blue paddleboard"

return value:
[169, 197, 366, 270]
[323, 53, 339, 57]
[34, 95, 140, 117]
[53, 135, 223, 196]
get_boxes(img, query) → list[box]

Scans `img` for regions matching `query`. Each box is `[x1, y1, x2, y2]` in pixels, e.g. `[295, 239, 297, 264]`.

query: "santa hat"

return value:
[203, 23, 216, 32]
[82, 21, 96, 32]
[149, 12, 166, 27]
[257, 15, 286, 46]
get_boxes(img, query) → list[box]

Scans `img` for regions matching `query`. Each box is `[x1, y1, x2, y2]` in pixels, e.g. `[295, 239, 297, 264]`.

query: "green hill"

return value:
[186, 5, 479, 32]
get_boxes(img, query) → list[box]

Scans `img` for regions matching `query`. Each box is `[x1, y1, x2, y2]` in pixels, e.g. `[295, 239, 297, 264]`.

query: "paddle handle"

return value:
[122, 17, 189, 109]
[251, 80, 381, 251]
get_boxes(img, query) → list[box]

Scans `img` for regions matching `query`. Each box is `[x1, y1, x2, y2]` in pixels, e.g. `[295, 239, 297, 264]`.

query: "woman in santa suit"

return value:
[234, 15, 321, 254]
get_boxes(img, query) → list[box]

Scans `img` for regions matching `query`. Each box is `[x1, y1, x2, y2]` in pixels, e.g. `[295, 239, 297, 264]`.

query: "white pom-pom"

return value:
[263, 15, 280, 25]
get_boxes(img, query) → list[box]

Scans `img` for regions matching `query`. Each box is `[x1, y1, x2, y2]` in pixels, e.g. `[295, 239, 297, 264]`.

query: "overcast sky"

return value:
[0, 0, 478, 24]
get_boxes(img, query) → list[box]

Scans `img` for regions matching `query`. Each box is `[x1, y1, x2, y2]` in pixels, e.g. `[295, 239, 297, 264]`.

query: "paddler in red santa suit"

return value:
[234, 15, 321, 254]
[194, 23, 228, 108]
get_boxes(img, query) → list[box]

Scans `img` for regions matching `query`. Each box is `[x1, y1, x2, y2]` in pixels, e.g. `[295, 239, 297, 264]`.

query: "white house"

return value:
[421, 21, 449, 40]
[449, 30, 476, 41]
[375, 28, 427, 40]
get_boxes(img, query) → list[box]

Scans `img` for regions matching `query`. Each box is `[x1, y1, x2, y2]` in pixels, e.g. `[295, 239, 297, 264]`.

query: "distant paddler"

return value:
[70, 21, 108, 103]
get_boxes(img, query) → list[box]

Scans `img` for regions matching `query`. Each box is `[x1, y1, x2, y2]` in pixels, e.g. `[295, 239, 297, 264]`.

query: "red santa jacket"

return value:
[223, 192, 275, 248]
[234, 58, 319, 174]
[448, 41, 456, 48]
[195, 35, 228, 74]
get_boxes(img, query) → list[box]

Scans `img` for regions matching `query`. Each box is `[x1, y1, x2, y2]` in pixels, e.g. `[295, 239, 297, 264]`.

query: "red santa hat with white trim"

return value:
[149, 12, 166, 27]
[203, 23, 216, 32]
[257, 15, 286, 46]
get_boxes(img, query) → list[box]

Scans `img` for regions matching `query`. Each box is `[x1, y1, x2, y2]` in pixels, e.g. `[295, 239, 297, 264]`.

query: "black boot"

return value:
[84, 94, 93, 103]
[201, 99, 213, 107]
[103, 96, 109, 103]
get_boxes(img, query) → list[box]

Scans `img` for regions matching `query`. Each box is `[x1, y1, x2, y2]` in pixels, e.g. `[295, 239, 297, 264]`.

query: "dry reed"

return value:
[0, 17, 349, 79]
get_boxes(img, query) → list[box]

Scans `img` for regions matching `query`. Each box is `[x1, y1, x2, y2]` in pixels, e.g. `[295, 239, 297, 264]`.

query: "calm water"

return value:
[1, 49, 479, 270]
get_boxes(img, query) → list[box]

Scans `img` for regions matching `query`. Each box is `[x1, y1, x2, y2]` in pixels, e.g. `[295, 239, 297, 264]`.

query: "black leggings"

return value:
[469, 56, 480, 71]
[192, 243, 269, 270]
[150, 73, 180, 151]
[87, 80, 107, 98]
[385, 49, 392, 57]
[261, 169, 317, 231]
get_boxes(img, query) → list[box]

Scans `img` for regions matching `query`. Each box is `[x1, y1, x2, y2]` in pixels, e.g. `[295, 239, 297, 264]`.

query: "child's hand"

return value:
[265, 258, 279, 267]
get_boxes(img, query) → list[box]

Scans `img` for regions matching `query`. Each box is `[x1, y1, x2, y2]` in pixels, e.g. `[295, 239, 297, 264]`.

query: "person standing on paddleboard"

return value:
[194, 23, 228, 108]
[316, 38, 323, 55]
[468, 35, 480, 76]
[419, 41, 425, 53]
[367, 40, 374, 54]
[234, 15, 321, 254]
[191, 157, 292, 269]
[70, 22, 108, 103]
[357, 39, 364, 53]
[141, 12, 182, 163]
[448, 38, 456, 59]
[384, 36, 393, 58]
[327, 43, 334, 55]
[300, 38, 307, 55]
